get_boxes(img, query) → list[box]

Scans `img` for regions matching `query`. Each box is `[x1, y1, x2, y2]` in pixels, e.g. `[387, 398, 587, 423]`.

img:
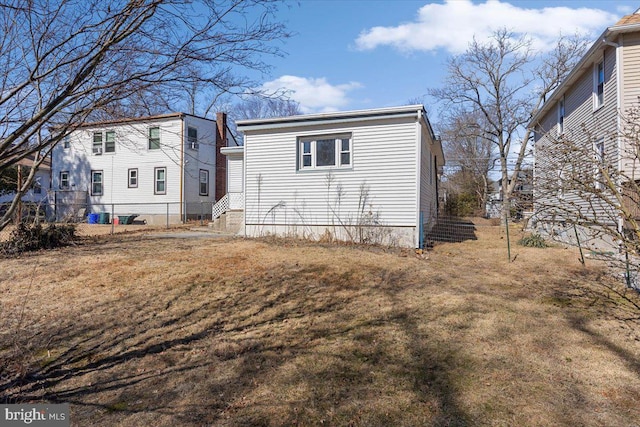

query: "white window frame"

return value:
[199, 169, 209, 196]
[128, 168, 138, 188]
[59, 171, 70, 190]
[154, 167, 166, 195]
[92, 132, 103, 155]
[91, 170, 103, 196]
[104, 130, 115, 153]
[149, 127, 161, 150]
[32, 176, 42, 194]
[298, 134, 352, 170]
[187, 126, 199, 150]
[594, 58, 605, 110]
[63, 135, 70, 149]
[557, 96, 565, 136]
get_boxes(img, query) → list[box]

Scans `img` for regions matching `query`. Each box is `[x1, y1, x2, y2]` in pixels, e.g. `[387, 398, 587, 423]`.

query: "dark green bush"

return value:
[518, 233, 548, 248]
[1, 222, 76, 255]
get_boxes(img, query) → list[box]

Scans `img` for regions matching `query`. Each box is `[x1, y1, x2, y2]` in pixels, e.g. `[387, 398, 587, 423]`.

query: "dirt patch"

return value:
[1, 224, 639, 426]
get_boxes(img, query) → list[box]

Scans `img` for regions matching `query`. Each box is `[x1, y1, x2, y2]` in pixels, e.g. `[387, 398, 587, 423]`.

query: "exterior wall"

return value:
[227, 153, 244, 210]
[182, 115, 217, 218]
[620, 32, 640, 178]
[533, 44, 619, 226]
[242, 116, 421, 247]
[51, 116, 217, 223]
[419, 122, 438, 235]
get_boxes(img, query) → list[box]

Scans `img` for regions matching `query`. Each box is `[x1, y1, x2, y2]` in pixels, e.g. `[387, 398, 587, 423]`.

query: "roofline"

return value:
[72, 112, 216, 129]
[236, 104, 434, 136]
[529, 21, 640, 128]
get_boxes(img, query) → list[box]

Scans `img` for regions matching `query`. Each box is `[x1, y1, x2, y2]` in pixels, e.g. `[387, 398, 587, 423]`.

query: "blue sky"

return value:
[255, 0, 639, 117]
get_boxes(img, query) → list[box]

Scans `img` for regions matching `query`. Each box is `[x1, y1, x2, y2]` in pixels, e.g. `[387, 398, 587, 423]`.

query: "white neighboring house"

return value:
[0, 155, 51, 219]
[227, 105, 444, 248]
[52, 113, 227, 224]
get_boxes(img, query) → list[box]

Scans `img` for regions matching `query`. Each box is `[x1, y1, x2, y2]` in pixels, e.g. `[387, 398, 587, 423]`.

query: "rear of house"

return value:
[235, 105, 444, 248]
[51, 113, 220, 224]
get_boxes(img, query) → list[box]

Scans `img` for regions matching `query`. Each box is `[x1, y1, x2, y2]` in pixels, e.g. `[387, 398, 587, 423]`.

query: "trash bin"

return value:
[98, 212, 110, 224]
[87, 213, 99, 224]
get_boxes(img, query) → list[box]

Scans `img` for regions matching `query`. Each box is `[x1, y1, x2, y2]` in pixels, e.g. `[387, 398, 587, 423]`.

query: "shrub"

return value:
[518, 233, 548, 248]
[1, 222, 76, 255]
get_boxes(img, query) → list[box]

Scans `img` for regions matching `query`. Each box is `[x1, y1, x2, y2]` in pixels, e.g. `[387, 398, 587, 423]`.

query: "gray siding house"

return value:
[230, 105, 444, 248]
[531, 11, 640, 247]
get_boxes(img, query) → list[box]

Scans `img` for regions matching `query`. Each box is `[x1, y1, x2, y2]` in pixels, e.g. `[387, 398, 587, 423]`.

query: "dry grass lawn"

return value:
[1, 223, 640, 426]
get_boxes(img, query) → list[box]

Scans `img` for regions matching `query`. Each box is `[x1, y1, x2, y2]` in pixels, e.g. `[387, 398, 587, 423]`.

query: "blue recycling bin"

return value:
[87, 213, 99, 224]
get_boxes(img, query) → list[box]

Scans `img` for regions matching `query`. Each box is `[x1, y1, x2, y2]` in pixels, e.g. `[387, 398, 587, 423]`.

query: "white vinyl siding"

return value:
[244, 118, 420, 231]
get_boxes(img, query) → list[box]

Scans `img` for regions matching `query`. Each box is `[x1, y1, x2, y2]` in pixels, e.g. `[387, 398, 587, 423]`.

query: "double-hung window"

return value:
[105, 131, 115, 153]
[155, 167, 166, 194]
[594, 58, 605, 109]
[128, 168, 138, 188]
[63, 135, 70, 149]
[298, 135, 351, 170]
[91, 170, 103, 196]
[187, 127, 198, 150]
[557, 96, 565, 136]
[59, 171, 70, 190]
[199, 169, 209, 196]
[149, 127, 161, 150]
[92, 132, 103, 155]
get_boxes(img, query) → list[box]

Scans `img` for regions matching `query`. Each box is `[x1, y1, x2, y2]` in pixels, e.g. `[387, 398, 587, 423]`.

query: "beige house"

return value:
[530, 10, 640, 247]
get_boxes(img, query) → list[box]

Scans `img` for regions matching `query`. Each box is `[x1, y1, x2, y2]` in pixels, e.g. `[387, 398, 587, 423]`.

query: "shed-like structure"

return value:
[235, 105, 444, 248]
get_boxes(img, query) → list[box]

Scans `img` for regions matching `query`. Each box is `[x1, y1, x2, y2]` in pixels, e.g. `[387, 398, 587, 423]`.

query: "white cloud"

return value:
[260, 75, 362, 113]
[355, 0, 619, 54]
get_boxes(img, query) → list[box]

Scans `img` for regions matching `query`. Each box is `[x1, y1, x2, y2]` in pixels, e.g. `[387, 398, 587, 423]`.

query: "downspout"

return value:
[180, 117, 185, 223]
[604, 37, 623, 234]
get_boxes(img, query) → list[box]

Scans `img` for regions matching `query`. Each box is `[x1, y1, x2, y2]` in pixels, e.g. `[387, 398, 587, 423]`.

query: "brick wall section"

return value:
[215, 112, 227, 201]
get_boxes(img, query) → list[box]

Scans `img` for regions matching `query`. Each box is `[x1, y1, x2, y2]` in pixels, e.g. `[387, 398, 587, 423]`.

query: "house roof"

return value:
[528, 11, 640, 129]
[72, 112, 215, 129]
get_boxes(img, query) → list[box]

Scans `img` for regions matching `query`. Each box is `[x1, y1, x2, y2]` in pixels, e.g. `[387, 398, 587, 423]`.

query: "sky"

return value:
[256, 0, 640, 118]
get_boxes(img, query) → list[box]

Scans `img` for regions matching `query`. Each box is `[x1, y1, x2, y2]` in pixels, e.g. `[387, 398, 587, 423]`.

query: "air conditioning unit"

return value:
[190, 141, 199, 150]
[93, 147, 102, 155]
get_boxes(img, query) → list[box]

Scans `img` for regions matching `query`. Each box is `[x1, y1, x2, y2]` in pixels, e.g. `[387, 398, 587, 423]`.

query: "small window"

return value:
[63, 135, 70, 149]
[128, 168, 138, 188]
[154, 167, 166, 194]
[91, 170, 103, 196]
[298, 135, 352, 170]
[92, 132, 103, 154]
[199, 169, 209, 196]
[149, 127, 160, 150]
[59, 171, 70, 190]
[105, 131, 115, 153]
[32, 177, 42, 194]
[594, 59, 604, 109]
[557, 96, 565, 136]
[187, 127, 198, 150]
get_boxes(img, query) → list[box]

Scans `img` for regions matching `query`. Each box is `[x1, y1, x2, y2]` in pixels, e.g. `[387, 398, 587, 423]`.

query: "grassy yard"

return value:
[1, 223, 639, 426]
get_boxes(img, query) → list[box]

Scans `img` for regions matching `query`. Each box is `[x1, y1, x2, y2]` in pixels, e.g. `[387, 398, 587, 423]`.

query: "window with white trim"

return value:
[154, 167, 166, 194]
[63, 135, 70, 149]
[105, 131, 115, 153]
[92, 132, 103, 155]
[594, 58, 605, 109]
[199, 169, 209, 196]
[149, 127, 160, 150]
[59, 171, 70, 190]
[32, 176, 42, 194]
[91, 170, 103, 196]
[298, 135, 351, 170]
[557, 96, 565, 136]
[128, 168, 138, 188]
[187, 127, 198, 150]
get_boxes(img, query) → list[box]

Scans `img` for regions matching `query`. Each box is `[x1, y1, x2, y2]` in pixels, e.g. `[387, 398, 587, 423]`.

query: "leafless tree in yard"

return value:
[0, 0, 289, 231]
[430, 30, 588, 219]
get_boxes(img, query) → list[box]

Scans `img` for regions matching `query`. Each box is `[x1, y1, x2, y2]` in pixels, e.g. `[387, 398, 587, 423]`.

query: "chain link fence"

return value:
[0, 200, 215, 242]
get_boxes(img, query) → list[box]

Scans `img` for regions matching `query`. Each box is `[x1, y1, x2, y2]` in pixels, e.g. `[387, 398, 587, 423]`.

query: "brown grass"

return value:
[1, 223, 640, 426]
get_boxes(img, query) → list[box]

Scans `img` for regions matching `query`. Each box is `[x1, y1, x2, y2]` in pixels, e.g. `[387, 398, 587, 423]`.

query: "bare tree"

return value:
[233, 96, 302, 120]
[438, 109, 495, 216]
[0, 0, 289, 231]
[430, 30, 588, 219]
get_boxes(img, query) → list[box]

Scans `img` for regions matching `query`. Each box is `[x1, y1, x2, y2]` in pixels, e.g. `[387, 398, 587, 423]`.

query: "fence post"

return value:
[111, 203, 115, 235]
[166, 203, 170, 229]
[200, 202, 204, 226]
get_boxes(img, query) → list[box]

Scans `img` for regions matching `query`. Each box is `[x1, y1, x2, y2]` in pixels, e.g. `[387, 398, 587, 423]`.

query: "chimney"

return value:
[215, 112, 227, 201]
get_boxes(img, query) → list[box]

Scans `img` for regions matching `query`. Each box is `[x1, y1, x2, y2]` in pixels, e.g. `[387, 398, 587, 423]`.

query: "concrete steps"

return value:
[209, 210, 244, 234]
